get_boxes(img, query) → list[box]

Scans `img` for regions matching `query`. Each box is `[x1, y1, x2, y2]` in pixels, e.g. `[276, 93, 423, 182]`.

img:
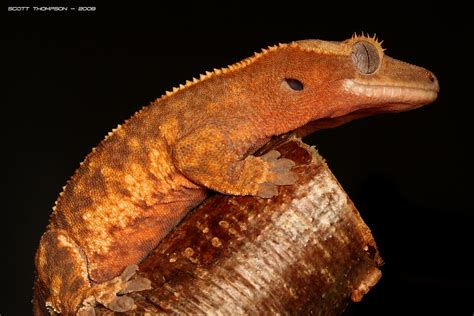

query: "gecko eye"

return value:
[352, 41, 380, 75]
[284, 78, 304, 91]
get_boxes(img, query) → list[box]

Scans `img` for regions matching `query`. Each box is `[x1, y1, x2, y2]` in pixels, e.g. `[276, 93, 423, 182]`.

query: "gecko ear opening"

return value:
[351, 41, 380, 75]
[284, 78, 304, 91]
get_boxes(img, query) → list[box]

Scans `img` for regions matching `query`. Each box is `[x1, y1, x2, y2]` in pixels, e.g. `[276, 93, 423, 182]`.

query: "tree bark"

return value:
[96, 135, 383, 315]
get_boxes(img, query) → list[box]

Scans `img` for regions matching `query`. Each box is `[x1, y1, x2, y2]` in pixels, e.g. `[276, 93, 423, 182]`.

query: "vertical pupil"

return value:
[351, 41, 380, 74]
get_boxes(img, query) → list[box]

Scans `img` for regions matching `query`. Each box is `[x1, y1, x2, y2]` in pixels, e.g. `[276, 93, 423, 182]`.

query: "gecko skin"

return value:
[33, 35, 438, 315]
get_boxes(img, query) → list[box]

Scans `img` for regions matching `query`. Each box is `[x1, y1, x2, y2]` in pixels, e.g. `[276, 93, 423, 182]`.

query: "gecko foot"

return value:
[257, 150, 297, 198]
[79, 264, 152, 315]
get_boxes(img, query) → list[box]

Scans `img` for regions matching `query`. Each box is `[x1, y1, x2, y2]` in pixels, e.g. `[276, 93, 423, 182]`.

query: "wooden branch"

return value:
[96, 135, 383, 315]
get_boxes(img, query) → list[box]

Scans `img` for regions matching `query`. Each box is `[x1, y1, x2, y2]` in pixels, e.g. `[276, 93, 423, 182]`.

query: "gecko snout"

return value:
[426, 71, 439, 93]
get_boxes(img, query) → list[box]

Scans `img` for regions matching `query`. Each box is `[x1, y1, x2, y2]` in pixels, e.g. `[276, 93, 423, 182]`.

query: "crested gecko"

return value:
[33, 34, 439, 315]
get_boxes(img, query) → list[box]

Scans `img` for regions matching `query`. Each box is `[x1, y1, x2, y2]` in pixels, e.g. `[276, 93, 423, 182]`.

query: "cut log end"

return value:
[95, 135, 383, 315]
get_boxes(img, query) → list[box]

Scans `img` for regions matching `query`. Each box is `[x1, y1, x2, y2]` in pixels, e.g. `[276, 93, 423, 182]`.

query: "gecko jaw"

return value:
[343, 79, 439, 104]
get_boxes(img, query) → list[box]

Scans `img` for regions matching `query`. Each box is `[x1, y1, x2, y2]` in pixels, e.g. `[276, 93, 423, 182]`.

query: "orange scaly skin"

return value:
[33, 35, 439, 315]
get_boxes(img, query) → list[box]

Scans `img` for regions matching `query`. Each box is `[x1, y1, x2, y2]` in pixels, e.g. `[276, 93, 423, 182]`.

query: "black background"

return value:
[4, 2, 473, 315]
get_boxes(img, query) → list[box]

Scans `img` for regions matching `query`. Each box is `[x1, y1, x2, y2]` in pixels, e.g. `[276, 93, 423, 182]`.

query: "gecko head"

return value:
[254, 34, 439, 129]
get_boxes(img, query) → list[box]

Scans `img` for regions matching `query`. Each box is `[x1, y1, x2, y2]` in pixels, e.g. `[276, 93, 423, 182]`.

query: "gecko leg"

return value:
[173, 126, 297, 198]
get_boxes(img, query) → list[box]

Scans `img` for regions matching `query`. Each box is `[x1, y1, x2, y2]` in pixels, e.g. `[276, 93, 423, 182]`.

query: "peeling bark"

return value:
[96, 135, 382, 315]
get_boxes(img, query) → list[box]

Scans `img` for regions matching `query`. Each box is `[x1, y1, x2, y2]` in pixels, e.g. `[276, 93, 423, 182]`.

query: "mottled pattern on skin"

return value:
[33, 34, 438, 315]
[48, 112, 207, 282]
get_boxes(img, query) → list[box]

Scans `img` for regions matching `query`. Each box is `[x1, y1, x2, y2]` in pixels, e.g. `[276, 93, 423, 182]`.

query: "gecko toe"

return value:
[269, 158, 295, 172]
[261, 150, 281, 161]
[120, 276, 152, 294]
[257, 183, 279, 198]
[107, 295, 135, 312]
[120, 264, 139, 281]
[271, 171, 298, 185]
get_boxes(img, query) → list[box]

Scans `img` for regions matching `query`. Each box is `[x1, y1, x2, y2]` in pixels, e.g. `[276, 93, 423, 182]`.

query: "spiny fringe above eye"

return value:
[156, 33, 387, 104]
[158, 32, 383, 102]
[351, 32, 385, 51]
[96, 33, 389, 166]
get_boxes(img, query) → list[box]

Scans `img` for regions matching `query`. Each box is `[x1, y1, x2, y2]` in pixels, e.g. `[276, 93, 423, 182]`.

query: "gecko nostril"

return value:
[426, 72, 439, 92]
[428, 73, 435, 83]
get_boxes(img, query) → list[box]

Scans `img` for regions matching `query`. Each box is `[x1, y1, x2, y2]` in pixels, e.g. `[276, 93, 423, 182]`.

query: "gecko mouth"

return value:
[296, 78, 438, 137]
[343, 79, 439, 104]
